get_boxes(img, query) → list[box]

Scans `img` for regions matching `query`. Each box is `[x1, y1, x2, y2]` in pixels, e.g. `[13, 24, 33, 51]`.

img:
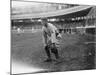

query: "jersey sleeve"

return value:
[42, 27, 47, 46]
[53, 25, 62, 39]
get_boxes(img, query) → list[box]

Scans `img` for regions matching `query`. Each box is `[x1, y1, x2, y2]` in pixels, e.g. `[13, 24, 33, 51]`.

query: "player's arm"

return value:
[55, 28, 62, 39]
[43, 29, 48, 45]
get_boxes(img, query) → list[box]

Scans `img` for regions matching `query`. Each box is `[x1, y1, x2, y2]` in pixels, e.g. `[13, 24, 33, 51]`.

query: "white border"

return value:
[0, 0, 10, 75]
[14, 0, 96, 5]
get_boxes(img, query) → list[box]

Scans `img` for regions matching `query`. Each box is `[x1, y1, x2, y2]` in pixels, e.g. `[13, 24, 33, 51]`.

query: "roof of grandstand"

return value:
[11, 5, 95, 20]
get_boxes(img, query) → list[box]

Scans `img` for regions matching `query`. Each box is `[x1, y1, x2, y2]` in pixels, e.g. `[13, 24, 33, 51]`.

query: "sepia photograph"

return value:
[11, 0, 96, 74]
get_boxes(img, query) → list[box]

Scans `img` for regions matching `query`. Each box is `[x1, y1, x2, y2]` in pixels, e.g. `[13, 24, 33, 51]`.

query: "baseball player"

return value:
[41, 18, 62, 62]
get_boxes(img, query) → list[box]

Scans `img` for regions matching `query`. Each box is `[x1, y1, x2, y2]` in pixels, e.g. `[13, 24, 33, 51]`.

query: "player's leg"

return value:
[44, 45, 52, 62]
[51, 43, 60, 59]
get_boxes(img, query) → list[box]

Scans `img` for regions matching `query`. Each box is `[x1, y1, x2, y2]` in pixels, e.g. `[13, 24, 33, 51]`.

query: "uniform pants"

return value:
[45, 44, 59, 59]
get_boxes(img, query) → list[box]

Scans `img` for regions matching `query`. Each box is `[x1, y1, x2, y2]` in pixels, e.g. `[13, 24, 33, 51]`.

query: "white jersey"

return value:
[42, 23, 61, 46]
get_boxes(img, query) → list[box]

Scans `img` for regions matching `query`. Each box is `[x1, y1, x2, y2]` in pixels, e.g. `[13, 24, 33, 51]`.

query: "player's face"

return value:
[42, 19, 47, 25]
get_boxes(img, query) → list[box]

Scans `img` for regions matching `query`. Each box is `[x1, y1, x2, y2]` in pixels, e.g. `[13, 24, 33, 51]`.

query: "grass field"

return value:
[11, 30, 96, 74]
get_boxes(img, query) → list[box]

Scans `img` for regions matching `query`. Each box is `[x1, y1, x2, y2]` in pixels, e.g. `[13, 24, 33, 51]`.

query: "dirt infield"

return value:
[11, 31, 96, 74]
